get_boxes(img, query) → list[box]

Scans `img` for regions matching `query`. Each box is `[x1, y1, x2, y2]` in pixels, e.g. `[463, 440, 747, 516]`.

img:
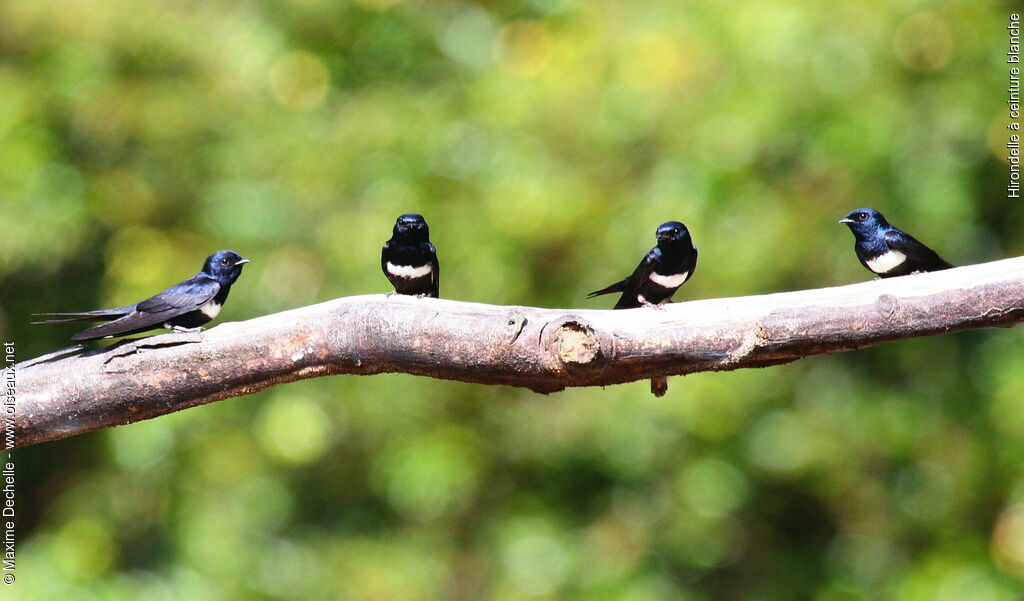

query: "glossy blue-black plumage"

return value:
[587, 221, 698, 309]
[587, 221, 698, 397]
[381, 213, 440, 298]
[33, 249, 250, 341]
[839, 208, 953, 278]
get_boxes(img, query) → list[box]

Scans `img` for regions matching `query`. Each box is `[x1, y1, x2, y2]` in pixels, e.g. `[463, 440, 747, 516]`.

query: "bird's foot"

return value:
[640, 299, 666, 311]
[171, 326, 205, 334]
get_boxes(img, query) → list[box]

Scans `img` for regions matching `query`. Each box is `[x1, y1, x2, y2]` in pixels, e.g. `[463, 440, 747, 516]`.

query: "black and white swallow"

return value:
[839, 208, 953, 278]
[381, 213, 439, 298]
[33, 250, 250, 342]
[588, 221, 698, 396]
[588, 221, 698, 309]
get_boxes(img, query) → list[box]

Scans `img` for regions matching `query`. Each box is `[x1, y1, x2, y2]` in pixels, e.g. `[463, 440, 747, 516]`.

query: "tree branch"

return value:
[8, 257, 1024, 448]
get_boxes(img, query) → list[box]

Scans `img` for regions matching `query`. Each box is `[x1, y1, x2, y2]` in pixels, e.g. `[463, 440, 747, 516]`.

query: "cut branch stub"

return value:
[555, 319, 601, 367]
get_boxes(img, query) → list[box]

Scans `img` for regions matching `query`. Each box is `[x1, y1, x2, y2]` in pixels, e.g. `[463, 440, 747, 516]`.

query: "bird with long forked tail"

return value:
[588, 221, 698, 396]
[33, 249, 250, 342]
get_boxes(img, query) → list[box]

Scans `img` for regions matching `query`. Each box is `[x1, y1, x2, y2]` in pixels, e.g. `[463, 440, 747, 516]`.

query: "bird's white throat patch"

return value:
[198, 299, 222, 319]
[649, 271, 689, 288]
[866, 250, 907, 273]
[387, 262, 433, 278]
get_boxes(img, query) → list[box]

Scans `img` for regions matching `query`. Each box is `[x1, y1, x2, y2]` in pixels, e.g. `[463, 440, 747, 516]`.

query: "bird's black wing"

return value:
[135, 276, 221, 314]
[586, 278, 628, 298]
[71, 277, 221, 341]
[427, 243, 440, 298]
[883, 230, 954, 269]
[380, 241, 391, 279]
[587, 249, 658, 310]
[612, 251, 658, 309]
[689, 247, 698, 283]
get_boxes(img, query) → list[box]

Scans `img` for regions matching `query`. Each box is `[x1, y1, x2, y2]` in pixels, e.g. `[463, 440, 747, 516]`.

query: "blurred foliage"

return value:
[1, 0, 1023, 599]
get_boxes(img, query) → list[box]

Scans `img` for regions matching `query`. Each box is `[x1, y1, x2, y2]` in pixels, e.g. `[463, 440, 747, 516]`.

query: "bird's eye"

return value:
[221, 258, 229, 265]
[857, 212, 868, 221]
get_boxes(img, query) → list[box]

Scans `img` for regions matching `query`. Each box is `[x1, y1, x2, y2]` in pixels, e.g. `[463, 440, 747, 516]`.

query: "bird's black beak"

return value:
[838, 218, 854, 224]
[235, 258, 251, 265]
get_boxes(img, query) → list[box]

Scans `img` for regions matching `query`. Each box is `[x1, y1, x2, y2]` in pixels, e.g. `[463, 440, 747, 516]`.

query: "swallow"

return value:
[382, 213, 439, 298]
[588, 221, 698, 396]
[33, 249, 250, 342]
[839, 208, 953, 278]
[588, 221, 698, 309]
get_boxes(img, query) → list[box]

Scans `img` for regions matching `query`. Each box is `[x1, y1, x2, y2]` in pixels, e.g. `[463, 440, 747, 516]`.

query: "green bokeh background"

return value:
[2, 0, 1024, 599]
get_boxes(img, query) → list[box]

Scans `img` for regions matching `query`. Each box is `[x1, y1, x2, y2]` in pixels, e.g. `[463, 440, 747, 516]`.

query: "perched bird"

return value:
[839, 208, 953, 278]
[588, 221, 698, 309]
[33, 250, 250, 342]
[381, 213, 439, 298]
[588, 221, 698, 396]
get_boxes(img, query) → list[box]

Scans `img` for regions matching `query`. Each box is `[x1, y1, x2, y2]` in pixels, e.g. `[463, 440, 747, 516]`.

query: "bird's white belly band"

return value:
[387, 262, 433, 278]
[198, 300, 222, 319]
[649, 271, 689, 288]
[866, 251, 906, 273]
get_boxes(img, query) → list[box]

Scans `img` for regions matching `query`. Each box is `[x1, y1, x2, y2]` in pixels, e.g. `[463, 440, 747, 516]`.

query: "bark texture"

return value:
[8, 257, 1024, 448]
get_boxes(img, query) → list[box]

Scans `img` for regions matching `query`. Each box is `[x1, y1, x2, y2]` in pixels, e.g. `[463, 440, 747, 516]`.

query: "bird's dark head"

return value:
[393, 213, 430, 240]
[655, 221, 691, 244]
[839, 208, 889, 237]
[203, 250, 250, 284]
